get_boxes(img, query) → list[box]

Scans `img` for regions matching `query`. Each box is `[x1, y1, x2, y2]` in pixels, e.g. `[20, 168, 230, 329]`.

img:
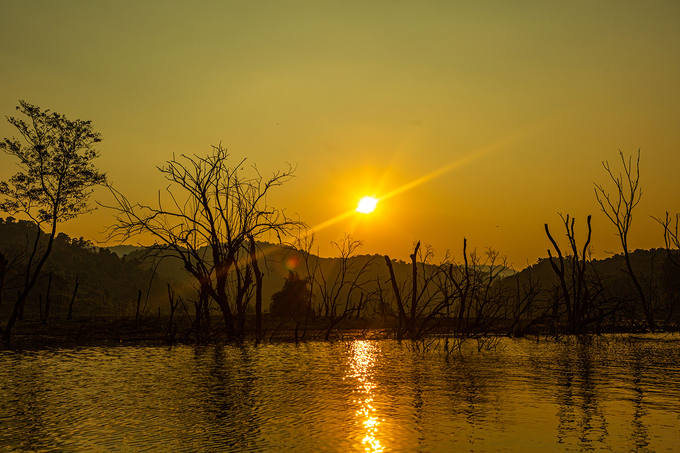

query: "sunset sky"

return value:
[1, 1, 679, 269]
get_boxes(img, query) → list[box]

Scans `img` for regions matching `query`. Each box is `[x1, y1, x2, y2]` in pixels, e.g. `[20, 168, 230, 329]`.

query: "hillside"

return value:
[4, 216, 678, 335]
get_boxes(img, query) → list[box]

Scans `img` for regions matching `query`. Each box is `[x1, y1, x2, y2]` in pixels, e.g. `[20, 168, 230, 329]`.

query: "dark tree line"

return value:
[0, 217, 168, 323]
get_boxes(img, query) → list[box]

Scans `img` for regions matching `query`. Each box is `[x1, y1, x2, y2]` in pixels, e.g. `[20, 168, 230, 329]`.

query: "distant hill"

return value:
[0, 217, 167, 320]
[104, 245, 143, 257]
[6, 216, 676, 329]
[513, 248, 677, 289]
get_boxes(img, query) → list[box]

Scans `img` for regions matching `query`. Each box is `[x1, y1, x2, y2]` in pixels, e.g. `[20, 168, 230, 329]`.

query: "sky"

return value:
[1, 0, 679, 269]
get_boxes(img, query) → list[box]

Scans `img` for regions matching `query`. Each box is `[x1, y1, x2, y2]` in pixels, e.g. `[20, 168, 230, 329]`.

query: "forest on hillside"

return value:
[2, 215, 679, 345]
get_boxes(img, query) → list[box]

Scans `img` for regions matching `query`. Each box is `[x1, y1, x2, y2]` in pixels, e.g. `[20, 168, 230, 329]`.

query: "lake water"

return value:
[1, 334, 679, 452]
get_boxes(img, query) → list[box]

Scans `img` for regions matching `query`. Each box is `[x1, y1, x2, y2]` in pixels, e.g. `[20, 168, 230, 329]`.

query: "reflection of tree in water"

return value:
[1, 353, 49, 451]
[554, 339, 608, 451]
[629, 348, 651, 453]
[406, 356, 426, 445]
[440, 355, 497, 445]
[191, 346, 260, 450]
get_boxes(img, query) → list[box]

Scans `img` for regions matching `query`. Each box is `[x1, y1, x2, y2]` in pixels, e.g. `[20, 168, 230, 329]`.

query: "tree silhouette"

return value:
[594, 150, 654, 330]
[106, 144, 303, 340]
[384, 240, 448, 340]
[269, 271, 311, 318]
[0, 101, 106, 343]
[316, 235, 375, 340]
[545, 214, 594, 331]
[544, 214, 617, 333]
[654, 211, 680, 267]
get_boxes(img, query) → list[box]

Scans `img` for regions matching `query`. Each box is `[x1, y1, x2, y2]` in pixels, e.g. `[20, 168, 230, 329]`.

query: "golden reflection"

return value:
[345, 340, 384, 452]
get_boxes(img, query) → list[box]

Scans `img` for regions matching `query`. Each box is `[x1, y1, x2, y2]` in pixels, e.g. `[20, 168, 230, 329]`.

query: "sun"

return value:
[356, 196, 378, 214]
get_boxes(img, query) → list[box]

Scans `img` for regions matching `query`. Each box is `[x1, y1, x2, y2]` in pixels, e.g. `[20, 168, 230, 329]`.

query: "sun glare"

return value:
[356, 196, 378, 214]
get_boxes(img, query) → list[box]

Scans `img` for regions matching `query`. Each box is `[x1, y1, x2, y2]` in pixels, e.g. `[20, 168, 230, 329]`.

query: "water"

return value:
[1, 334, 679, 452]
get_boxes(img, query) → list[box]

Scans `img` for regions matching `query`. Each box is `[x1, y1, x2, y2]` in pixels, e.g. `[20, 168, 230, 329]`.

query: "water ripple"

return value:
[1, 335, 679, 452]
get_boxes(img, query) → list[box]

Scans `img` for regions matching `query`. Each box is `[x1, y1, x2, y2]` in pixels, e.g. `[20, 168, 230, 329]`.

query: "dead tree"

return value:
[442, 239, 510, 335]
[594, 150, 655, 330]
[166, 284, 180, 344]
[314, 235, 375, 340]
[384, 241, 446, 340]
[545, 214, 593, 332]
[105, 145, 303, 340]
[249, 235, 264, 342]
[654, 212, 680, 267]
[506, 267, 545, 337]
[294, 233, 320, 341]
[66, 274, 79, 320]
[653, 212, 680, 325]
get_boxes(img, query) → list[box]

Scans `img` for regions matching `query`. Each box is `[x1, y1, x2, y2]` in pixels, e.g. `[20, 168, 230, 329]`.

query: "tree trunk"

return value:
[203, 290, 211, 335]
[0, 253, 7, 312]
[194, 295, 203, 343]
[624, 250, 656, 330]
[134, 289, 142, 329]
[409, 241, 420, 336]
[67, 275, 79, 321]
[384, 255, 406, 340]
[234, 265, 253, 340]
[167, 284, 178, 344]
[456, 239, 470, 332]
[43, 272, 53, 325]
[3, 222, 57, 344]
[249, 236, 263, 341]
[39, 294, 44, 323]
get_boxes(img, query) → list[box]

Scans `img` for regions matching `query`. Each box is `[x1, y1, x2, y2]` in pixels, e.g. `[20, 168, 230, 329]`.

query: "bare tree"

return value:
[594, 149, 655, 330]
[105, 145, 302, 340]
[0, 101, 107, 343]
[384, 241, 446, 340]
[544, 214, 593, 332]
[441, 240, 510, 335]
[248, 234, 265, 342]
[652, 212, 680, 325]
[293, 232, 321, 341]
[315, 235, 375, 340]
[654, 211, 680, 267]
[505, 266, 545, 337]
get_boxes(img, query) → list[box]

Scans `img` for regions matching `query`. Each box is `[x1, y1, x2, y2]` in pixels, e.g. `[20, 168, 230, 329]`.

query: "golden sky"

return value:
[1, 1, 679, 268]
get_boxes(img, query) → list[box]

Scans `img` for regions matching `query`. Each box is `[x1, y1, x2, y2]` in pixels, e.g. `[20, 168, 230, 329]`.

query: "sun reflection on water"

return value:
[345, 340, 384, 453]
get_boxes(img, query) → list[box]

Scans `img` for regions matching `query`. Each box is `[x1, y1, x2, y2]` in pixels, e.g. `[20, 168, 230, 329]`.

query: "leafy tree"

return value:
[0, 101, 106, 342]
[270, 271, 311, 318]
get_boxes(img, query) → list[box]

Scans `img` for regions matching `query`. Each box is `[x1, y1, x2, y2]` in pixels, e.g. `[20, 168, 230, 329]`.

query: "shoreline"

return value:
[2, 314, 676, 350]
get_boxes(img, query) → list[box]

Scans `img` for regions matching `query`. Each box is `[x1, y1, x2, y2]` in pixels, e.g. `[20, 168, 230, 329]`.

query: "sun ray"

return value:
[378, 133, 522, 203]
[305, 210, 356, 234]
[298, 131, 526, 241]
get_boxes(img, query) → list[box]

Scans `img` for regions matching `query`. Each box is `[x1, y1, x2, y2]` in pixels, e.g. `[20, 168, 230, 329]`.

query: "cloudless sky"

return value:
[1, 0, 679, 268]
